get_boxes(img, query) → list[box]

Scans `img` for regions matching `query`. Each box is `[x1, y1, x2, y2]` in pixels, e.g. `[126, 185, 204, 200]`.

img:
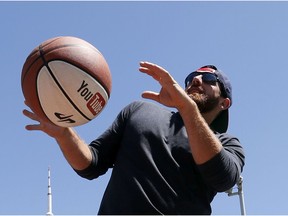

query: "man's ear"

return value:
[220, 98, 231, 110]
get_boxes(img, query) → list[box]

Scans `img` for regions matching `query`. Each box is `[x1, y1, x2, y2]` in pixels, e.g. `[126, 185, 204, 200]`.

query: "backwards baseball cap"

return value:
[185, 65, 232, 133]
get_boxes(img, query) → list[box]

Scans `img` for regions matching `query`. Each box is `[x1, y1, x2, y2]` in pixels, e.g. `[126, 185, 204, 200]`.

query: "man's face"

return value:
[185, 71, 223, 113]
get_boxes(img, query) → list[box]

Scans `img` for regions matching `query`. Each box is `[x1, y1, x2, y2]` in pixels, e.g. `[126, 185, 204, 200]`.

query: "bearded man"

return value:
[23, 61, 245, 215]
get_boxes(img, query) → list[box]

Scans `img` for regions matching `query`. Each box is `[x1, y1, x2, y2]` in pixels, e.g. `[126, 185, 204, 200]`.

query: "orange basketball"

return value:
[21, 36, 112, 127]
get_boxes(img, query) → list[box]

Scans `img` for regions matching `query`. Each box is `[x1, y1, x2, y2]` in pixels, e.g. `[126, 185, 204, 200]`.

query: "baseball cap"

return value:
[185, 65, 232, 133]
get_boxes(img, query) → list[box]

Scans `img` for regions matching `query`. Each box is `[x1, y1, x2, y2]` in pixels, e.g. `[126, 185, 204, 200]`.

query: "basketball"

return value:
[21, 36, 112, 127]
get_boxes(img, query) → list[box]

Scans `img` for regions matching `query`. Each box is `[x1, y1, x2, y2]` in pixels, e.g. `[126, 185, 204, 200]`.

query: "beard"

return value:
[190, 92, 220, 113]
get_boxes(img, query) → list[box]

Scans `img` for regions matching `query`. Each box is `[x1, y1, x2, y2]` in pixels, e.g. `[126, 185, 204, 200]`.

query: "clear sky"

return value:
[1, 1, 288, 215]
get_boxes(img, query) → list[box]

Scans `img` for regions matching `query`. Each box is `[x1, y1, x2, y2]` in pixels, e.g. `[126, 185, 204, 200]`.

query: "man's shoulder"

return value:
[120, 101, 173, 121]
[214, 131, 238, 139]
[214, 131, 242, 149]
[126, 100, 167, 111]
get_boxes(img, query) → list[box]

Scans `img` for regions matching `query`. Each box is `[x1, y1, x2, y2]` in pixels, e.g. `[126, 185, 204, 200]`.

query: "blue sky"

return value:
[1, 1, 288, 215]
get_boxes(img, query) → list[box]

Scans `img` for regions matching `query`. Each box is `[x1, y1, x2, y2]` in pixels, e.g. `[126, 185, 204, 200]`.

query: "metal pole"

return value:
[226, 176, 246, 215]
[237, 176, 246, 215]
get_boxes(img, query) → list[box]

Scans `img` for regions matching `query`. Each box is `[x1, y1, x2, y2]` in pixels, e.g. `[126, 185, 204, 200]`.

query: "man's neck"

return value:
[201, 110, 220, 126]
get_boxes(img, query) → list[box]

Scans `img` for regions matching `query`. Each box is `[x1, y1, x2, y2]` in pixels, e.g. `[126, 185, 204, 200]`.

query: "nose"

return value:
[190, 75, 203, 87]
[185, 75, 203, 91]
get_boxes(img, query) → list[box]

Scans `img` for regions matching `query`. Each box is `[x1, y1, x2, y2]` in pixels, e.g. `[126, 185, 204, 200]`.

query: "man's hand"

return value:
[23, 101, 67, 139]
[23, 101, 92, 170]
[139, 61, 194, 110]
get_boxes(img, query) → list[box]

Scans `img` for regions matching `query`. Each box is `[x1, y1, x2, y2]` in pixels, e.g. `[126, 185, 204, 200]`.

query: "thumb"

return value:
[141, 91, 160, 102]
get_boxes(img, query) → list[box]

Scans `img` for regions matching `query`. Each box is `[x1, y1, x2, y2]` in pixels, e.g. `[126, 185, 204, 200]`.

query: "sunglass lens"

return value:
[202, 73, 217, 85]
[185, 73, 196, 87]
[185, 72, 217, 87]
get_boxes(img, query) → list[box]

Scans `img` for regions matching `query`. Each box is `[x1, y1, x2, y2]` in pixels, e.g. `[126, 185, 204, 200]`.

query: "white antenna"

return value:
[46, 167, 54, 216]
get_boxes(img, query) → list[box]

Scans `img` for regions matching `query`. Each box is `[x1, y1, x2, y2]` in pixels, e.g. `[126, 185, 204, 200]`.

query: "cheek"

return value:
[211, 86, 222, 97]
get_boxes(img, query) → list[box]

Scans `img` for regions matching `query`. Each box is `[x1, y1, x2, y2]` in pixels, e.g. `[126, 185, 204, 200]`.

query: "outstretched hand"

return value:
[139, 61, 192, 110]
[23, 101, 67, 139]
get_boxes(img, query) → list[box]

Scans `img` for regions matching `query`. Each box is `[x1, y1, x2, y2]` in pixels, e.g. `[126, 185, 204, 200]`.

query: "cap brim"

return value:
[210, 109, 229, 133]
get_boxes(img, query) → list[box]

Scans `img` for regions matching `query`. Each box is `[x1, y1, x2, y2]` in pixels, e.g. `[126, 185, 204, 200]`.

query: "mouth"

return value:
[186, 87, 204, 95]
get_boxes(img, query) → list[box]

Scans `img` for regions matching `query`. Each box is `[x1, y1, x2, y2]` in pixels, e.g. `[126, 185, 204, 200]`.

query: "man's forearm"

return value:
[178, 98, 223, 165]
[55, 127, 93, 170]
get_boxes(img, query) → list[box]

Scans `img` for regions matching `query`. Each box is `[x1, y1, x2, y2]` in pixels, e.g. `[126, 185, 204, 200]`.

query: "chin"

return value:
[190, 93, 204, 102]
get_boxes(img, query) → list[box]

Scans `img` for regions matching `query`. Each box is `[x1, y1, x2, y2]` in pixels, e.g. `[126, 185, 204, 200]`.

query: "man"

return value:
[23, 61, 245, 215]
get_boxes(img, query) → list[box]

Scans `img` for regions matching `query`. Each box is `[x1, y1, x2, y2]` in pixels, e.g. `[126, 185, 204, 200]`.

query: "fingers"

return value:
[24, 100, 32, 109]
[139, 61, 168, 81]
[139, 61, 177, 86]
[25, 123, 42, 131]
[141, 91, 160, 102]
[139, 62, 164, 103]
[22, 109, 41, 130]
[23, 101, 44, 131]
[23, 101, 64, 137]
[23, 108, 40, 122]
[138, 61, 187, 108]
[23, 100, 39, 122]
[139, 61, 166, 72]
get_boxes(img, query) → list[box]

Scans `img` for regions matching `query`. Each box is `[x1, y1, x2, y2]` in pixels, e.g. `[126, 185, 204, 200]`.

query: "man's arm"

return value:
[138, 61, 223, 165]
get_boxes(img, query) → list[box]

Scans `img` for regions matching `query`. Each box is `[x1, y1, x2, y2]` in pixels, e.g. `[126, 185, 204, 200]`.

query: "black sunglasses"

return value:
[185, 72, 220, 88]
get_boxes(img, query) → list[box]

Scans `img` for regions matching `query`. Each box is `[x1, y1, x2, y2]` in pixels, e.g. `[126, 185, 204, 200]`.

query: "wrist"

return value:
[54, 127, 72, 142]
[177, 96, 198, 115]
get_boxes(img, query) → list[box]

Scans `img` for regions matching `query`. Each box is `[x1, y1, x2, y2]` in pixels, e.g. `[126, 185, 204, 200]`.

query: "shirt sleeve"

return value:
[197, 133, 245, 192]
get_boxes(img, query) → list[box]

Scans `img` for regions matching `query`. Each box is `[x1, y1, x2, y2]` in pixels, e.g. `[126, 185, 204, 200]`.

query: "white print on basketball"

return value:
[77, 80, 106, 116]
[21, 36, 112, 127]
